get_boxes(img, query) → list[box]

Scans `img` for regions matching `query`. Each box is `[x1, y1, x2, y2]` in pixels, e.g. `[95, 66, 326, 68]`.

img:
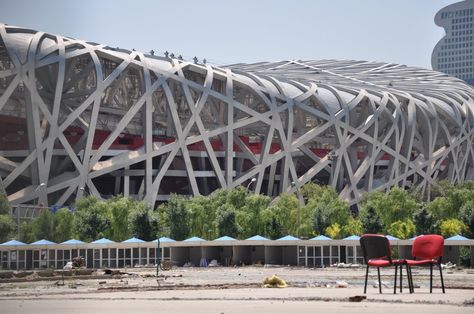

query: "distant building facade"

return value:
[0, 24, 473, 209]
[432, 0, 474, 85]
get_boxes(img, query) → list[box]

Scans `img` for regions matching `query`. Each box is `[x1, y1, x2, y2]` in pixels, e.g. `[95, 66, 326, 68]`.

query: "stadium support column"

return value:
[225, 69, 234, 187]
[143, 57, 153, 201]
[124, 166, 130, 197]
[24, 88, 40, 189]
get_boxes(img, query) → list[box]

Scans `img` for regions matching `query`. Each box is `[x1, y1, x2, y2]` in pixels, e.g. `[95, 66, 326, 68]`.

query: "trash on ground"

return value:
[349, 295, 366, 302]
[336, 281, 348, 288]
[263, 274, 287, 288]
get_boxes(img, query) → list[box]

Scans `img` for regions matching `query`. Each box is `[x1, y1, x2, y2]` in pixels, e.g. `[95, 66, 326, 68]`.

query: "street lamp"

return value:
[246, 177, 256, 192]
[291, 181, 301, 237]
[34, 182, 46, 205]
[79, 186, 89, 196]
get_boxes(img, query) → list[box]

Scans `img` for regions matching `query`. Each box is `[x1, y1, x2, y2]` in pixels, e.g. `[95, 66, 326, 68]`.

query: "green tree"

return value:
[0, 214, 15, 242]
[152, 204, 169, 238]
[459, 200, 474, 238]
[107, 196, 132, 241]
[387, 219, 416, 239]
[429, 181, 474, 220]
[73, 197, 110, 242]
[167, 194, 190, 240]
[236, 193, 271, 238]
[128, 201, 154, 241]
[188, 195, 218, 239]
[359, 187, 421, 231]
[311, 199, 350, 235]
[439, 218, 467, 237]
[53, 208, 74, 243]
[426, 197, 451, 221]
[268, 193, 299, 236]
[31, 210, 55, 241]
[216, 205, 240, 238]
[19, 221, 34, 243]
[0, 185, 10, 215]
[360, 206, 383, 234]
[413, 206, 437, 235]
[303, 184, 351, 235]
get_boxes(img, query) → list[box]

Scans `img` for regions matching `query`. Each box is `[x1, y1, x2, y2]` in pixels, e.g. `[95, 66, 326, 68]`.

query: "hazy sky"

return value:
[0, 0, 460, 68]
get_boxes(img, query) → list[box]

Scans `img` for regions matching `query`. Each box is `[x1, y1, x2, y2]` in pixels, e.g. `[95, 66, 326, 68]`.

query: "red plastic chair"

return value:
[406, 235, 445, 293]
[360, 234, 411, 294]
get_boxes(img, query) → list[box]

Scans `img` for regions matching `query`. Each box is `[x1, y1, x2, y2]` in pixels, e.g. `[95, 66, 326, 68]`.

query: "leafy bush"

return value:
[341, 218, 363, 237]
[439, 218, 467, 237]
[387, 219, 416, 239]
[325, 223, 342, 239]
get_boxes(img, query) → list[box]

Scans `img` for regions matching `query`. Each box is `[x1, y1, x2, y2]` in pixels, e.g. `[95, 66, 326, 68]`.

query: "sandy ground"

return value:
[0, 266, 473, 313]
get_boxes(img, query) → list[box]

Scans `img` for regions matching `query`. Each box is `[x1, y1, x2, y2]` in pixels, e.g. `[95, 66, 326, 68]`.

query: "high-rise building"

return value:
[432, 0, 474, 85]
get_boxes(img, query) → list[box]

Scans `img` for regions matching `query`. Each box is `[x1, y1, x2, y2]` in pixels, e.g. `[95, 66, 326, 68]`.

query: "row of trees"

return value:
[0, 180, 473, 243]
[14, 196, 158, 243]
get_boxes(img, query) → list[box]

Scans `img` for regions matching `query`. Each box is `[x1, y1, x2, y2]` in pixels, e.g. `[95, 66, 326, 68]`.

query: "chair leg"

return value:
[364, 264, 369, 294]
[399, 263, 403, 293]
[430, 264, 433, 293]
[439, 264, 445, 294]
[394, 264, 398, 294]
[406, 264, 413, 293]
[377, 267, 382, 294]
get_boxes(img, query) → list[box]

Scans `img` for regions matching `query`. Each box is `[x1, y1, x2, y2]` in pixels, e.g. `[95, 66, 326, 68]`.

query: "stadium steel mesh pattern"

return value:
[0, 24, 473, 207]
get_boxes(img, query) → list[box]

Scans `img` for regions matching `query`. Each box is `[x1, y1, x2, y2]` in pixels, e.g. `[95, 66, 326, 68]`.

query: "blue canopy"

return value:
[1, 239, 26, 246]
[91, 238, 115, 244]
[385, 235, 400, 241]
[277, 235, 300, 241]
[61, 239, 85, 244]
[309, 235, 332, 241]
[446, 234, 470, 241]
[343, 235, 360, 241]
[214, 236, 236, 241]
[31, 239, 56, 245]
[153, 237, 176, 243]
[246, 235, 269, 241]
[122, 237, 145, 243]
[184, 236, 206, 242]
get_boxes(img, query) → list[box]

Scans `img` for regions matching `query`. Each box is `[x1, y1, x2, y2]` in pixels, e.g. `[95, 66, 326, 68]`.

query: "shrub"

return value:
[439, 218, 467, 237]
[387, 219, 416, 239]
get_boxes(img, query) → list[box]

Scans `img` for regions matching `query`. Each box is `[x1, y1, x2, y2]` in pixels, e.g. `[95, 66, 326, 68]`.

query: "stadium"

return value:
[0, 23, 473, 208]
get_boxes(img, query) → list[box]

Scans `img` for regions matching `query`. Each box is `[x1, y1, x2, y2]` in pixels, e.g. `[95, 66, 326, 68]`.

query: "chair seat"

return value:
[368, 259, 391, 267]
[392, 259, 406, 265]
[406, 259, 436, 266]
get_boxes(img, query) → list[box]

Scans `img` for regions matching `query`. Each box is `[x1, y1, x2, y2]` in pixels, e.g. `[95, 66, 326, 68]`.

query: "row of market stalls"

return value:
[1, 234, 473, 271]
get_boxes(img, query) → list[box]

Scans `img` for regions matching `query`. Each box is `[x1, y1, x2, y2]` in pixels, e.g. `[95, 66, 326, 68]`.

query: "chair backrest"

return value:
[360, 234, 392, 263]
[411, 234, 444, 260]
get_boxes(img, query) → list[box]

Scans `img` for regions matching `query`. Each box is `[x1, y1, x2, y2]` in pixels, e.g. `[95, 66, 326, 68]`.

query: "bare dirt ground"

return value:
[0, 266, 473, 313]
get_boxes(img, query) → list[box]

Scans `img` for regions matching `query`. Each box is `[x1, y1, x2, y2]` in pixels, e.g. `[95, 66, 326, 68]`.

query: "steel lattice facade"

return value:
[0, 24, 473, 207]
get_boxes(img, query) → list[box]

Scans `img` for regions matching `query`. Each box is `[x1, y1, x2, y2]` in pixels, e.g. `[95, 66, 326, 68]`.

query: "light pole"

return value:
[246, 177, 256, 192]
[291, 181, 301, 237]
